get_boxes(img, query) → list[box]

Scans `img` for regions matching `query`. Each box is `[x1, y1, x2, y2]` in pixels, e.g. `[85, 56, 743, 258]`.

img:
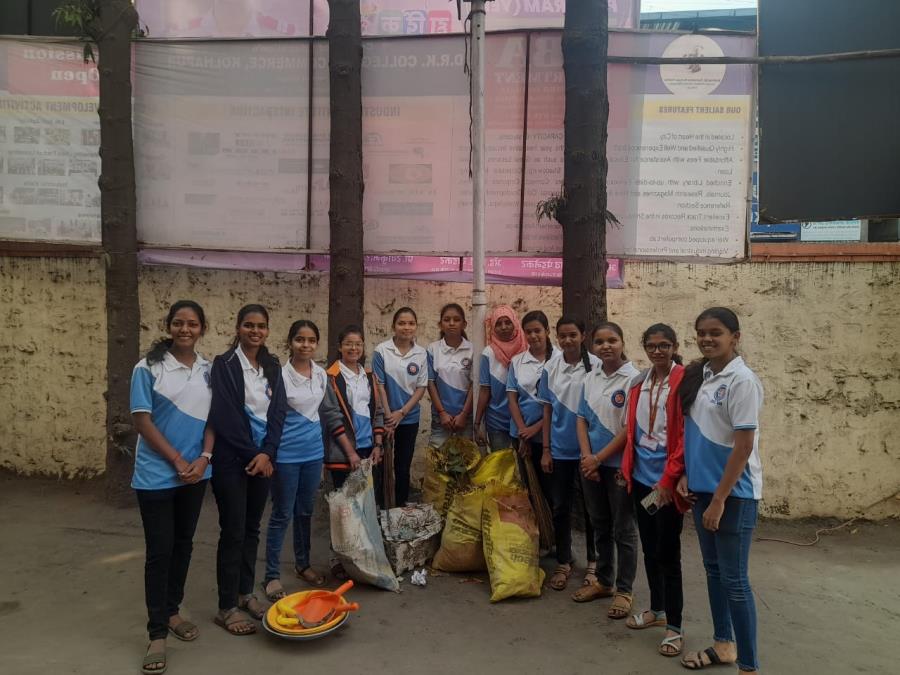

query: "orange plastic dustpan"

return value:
[294, 580, 359, 628]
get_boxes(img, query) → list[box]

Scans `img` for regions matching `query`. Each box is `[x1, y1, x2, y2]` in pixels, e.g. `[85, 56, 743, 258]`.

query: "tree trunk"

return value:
[95, 1, 140, 504]
[561, 0, 609, 329]
[326, 0, 364, 361]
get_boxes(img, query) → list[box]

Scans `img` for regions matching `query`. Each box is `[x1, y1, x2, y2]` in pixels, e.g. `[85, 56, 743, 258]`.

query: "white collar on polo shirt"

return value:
[440, 338, 468, 353]
[703, 355, 745, 381]
[339, 360, 365, 381]
[161, 350, 206, 372]
[236, 344, 261, 374]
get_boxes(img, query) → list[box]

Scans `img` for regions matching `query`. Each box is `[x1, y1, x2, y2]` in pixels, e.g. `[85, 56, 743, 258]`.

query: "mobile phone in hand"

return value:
[641, 489, 660, 515]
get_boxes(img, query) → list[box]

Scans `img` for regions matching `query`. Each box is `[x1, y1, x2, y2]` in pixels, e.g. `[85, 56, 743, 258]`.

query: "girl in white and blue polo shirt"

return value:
[507, 310, 558, 503]
[130, 300, 213, 673]
[475, 304, 527, 452]
[263, 320, 353, 600]
[426, 303, 474, 449]
[677, 307, 763, 674]
[373, 307, 428, 506]
[575, 322, 640, 612]
[537, 315, 600, 592]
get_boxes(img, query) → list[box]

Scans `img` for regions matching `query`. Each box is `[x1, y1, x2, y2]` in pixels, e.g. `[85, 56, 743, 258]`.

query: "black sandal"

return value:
[681, 647, 728, 670]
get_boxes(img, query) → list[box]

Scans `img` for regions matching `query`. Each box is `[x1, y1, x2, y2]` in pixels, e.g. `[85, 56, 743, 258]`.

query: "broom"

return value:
[520, 440, 554, 550]
[382, 433, 396, 509]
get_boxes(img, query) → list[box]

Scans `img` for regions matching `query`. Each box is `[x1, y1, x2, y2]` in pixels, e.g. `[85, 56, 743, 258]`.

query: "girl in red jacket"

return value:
[619, 324, 688, 659]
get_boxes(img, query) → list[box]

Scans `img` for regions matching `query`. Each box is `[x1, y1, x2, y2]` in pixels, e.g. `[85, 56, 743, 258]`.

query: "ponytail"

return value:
[580, 342, 592, 373]
[146, 300, 207, 365]
[679, 358, 706, 412]
[545, 335, 553, 361]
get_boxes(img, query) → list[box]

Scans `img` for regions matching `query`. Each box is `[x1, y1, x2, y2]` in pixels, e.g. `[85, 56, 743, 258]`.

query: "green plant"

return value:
[536, 188, 620, 228]
[52, 0, 146, 63]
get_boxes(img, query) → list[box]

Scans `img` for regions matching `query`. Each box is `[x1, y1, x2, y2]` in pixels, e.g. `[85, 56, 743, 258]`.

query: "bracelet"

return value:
[200, 452, 212, 461]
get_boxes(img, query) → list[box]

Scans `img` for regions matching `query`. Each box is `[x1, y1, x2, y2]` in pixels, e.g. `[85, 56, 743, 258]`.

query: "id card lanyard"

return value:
[646, 371, 668, 440]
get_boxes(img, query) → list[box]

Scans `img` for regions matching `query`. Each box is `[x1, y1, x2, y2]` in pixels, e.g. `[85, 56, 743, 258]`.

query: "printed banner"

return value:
[135, 1, 639, 38]
[0, 41, 101, 243]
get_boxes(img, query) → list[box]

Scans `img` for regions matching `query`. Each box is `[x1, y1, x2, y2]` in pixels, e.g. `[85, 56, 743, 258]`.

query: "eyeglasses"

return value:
[644, 343, 674, 352]
[341, 342, 364, 348]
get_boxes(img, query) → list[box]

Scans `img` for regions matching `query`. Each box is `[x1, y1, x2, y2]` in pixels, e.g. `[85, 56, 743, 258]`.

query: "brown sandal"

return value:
[214, 607, 256, 636]
[549, 563, 573, 591]
[237, 594, 265, 620]
[607, 592, 633, 619]
[296, 566, 327, 587]
[571, 580, 615, 602]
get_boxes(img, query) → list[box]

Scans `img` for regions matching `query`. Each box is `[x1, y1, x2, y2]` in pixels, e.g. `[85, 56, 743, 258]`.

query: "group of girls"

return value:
[129, 298, 763, 675]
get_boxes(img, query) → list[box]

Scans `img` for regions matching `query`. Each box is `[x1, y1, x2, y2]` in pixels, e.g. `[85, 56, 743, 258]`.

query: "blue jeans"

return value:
[264, 459, 323, 581]
[693, 493, 759, 672]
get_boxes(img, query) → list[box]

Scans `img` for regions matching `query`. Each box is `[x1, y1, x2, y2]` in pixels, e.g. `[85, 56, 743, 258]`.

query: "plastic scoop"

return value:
[293, 580, 358, 628]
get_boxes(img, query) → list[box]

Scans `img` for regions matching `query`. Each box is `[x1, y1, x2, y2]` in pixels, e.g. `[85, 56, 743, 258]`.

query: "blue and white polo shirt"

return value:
[632, 365, 675, 489]
[130, 351, 212, 490]
[373, 339, 428, 426]
[279, 361, 328, 464]
[577, 361, 640, 468]
[506, 347, 559, 438]
[537, 351, 601, 460]
[236, 344, 272, 450]
[479, 345, 518, 434]
[685, 356, 764, 500]
[426, 338, 474, 419]
[339, 361, 374, 449]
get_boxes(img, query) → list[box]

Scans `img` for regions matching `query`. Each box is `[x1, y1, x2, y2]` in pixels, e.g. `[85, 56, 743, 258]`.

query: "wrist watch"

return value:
[201, 452, 213, 461]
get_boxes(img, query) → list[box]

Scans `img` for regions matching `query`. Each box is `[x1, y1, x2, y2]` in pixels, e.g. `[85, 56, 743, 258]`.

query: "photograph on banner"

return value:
[0, 40, 101, 243]
[136, 0, 311, 38]
[312, 0, 639, 36]
[133, 40, 311, 250]
[521, 31, 754, 260]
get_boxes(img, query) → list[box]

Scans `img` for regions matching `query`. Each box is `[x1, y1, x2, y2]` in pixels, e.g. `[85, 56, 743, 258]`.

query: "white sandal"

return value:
[626, 610, 666, 629]
[659, 633, 683, 657]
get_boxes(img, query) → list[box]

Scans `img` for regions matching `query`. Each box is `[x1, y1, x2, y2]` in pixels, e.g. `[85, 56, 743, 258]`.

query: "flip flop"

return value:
[214, 607, 256, 636]
[571, 580, 615, 602]
[237, 594, 265, 620]
[549, 563, 572, 591]
[296, 566, 327, 587]
[626, 610, 667, 629]
[167, 620, 199, 642]
[659, 633, 684, 657]
[607, 592, 633, 619]
[142, 646, 167, 674]
[681, 647, 731, 670]
[262, 580, 286, 602]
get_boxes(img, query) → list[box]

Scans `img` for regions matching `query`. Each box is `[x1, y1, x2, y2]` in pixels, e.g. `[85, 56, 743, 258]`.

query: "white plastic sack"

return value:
[326, 459, 400, 592]
[379, 503, 443, 576]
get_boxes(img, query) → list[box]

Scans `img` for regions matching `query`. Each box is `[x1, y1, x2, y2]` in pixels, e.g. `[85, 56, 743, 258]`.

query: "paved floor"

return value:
[1, 476, 896, 674]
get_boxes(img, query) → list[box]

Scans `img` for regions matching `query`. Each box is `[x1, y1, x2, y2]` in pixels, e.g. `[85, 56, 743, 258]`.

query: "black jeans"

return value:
[633, 479, 684, 630]
[547, 458, 581, 565]
[392, 423, 419, 506]
[582, 467, 638, 593]
[211, 468, 271, 611]
[136, 480, 208, 640]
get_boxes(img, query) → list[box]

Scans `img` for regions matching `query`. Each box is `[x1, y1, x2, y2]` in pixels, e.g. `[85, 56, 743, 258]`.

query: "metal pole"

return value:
[470, 0, 487, 378]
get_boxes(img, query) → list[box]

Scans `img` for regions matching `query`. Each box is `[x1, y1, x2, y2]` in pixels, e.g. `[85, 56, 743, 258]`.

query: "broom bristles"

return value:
[520, 441, 554, 550]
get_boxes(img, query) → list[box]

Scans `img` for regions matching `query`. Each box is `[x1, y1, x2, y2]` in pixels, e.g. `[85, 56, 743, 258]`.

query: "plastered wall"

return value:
[2, 255, 898, 518]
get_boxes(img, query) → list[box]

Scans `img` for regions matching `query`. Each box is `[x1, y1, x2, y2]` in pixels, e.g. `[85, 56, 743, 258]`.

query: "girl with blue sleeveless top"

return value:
[131, 300, 212, 675]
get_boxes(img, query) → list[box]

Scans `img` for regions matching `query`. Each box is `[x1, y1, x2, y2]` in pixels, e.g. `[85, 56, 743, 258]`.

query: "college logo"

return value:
[407, 362, 420, 376]
[610, 389, 626, 408]
[714, 384, 728, 405]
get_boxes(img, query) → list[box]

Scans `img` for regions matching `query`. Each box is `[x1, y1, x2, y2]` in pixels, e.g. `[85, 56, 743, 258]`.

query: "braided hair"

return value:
[145, 300, 207, 365]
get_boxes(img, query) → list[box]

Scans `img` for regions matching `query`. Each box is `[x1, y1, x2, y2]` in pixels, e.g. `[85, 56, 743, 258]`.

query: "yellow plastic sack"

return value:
[421, 438, 482, 517]
[421, 449, 454, 517]
[431, 487, 486, 572]
[471, 448, 523, 489]
[481, 485, 544, 602]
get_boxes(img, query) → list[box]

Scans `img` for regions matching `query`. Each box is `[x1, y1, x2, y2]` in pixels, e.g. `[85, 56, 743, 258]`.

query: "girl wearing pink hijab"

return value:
[475, 305, 528, 451]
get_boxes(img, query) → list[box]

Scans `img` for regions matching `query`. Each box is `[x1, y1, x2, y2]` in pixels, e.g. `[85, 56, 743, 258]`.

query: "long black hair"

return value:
[521, 310, 553, 361]
[231, 303, 280, 384]
[439, 302, 468, 340]
[145, 300, 207, 365]
[556, 315, 591, 373]
[679, 307, 741, 412]
[593, 321, 628, 362]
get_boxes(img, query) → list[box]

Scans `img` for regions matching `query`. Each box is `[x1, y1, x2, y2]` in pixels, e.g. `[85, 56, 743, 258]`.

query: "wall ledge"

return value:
[751, 242, 900, 262]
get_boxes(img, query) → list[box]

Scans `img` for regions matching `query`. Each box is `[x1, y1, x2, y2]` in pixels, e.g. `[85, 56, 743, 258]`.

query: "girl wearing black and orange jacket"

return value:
[323, 325, 385, 492]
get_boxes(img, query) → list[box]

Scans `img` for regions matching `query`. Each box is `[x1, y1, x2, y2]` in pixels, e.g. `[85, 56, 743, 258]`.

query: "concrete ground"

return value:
[1, 476, 896, 674]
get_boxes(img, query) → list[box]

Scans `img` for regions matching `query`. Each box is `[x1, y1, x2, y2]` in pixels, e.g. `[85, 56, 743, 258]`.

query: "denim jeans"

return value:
[693, 493, 760, 672]
[487, 429, 515, 452]
[135, 480, 207, 640]
[211, 468, 271, 610]
[582, 467, 638, 593]
[265, 459, 323, 582]
[428, 421, 474, 450]
[392, 423, 419, 506]
[633, 480, 684, 631]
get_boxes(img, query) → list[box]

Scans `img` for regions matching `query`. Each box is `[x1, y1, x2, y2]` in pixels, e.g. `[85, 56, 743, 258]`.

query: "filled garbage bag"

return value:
[327, 459, 400, 592]
[431, 487, 486, 572]
[422, 436, 482, 517]
[471, 448, 522, 488]
[482, 484, 544, 602]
